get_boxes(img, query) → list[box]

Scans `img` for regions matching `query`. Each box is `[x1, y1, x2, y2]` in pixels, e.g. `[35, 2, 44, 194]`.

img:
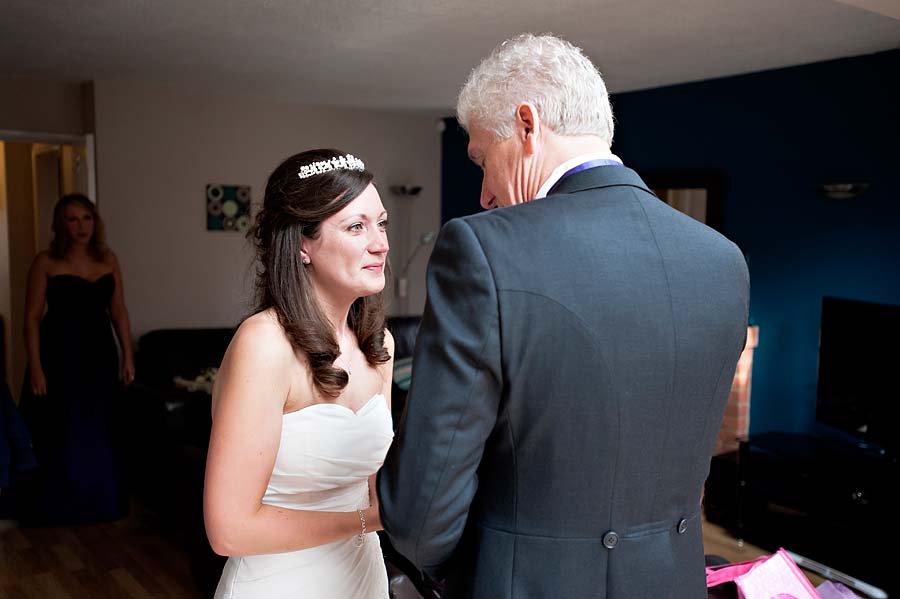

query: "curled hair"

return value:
[250, 149, 390, 398]
[49, 194, 108, 262]
[456, 33, 614, 146]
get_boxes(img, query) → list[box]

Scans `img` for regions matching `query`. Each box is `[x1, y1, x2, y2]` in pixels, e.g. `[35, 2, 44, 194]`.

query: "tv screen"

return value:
[816, 296, 900, 452]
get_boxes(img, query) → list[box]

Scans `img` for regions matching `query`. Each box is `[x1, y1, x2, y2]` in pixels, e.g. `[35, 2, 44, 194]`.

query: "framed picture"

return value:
[206, 184, 251, 232]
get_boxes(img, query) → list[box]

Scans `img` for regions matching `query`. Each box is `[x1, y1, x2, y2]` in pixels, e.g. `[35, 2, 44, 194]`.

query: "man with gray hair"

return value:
[379, 33, 749, 599]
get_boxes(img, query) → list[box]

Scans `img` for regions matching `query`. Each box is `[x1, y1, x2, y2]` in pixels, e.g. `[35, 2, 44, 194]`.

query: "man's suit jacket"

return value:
[378, 165, 749, 599]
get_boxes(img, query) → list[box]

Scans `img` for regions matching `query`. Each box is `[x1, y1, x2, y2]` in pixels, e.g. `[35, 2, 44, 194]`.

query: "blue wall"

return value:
[611, 49, 900, 435]
[441, 49, 900, 436]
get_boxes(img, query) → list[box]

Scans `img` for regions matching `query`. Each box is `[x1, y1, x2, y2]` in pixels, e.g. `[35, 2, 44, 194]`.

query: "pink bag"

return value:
[706, 547, 823, 599]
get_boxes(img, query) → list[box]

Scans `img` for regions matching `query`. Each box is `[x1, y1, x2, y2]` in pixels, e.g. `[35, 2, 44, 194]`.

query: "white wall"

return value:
[93, 79, 440, 339]
[0, 77, 88, 135]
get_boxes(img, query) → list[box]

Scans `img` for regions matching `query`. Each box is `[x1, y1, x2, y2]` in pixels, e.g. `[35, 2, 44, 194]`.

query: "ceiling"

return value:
[1, 0, 899, 112]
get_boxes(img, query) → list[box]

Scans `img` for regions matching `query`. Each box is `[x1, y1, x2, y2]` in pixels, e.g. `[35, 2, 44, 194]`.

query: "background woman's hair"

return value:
[250, 148, 390, 398]
[49, 194, 108, 262]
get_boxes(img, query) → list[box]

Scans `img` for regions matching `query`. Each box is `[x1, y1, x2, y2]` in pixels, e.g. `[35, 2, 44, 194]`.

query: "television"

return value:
[816, 296, 900, 454]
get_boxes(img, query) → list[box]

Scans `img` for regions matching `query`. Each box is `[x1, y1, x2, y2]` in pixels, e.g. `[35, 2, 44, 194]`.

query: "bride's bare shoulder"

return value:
[241, 308, 282, 332]
[229, 309, 293, 361]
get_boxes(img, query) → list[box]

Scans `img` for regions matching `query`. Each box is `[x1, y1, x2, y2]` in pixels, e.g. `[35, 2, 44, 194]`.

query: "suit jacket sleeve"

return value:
[377, 217, 502, 577]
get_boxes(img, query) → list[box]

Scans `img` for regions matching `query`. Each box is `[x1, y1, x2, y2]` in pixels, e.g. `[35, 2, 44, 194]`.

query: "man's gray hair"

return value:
[456, 33, 614, 146]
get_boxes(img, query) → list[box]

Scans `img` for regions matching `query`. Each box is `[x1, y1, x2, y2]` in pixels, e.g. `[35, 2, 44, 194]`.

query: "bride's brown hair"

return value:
[250, 149, 390, 398]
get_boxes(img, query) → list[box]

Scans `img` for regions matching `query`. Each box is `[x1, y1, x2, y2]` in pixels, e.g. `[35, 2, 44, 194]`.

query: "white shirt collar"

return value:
[535, 152, 624, 199]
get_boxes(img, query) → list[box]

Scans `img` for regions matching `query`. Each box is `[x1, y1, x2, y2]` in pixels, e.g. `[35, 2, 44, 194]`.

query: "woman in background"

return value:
[17, 193, 134, 524]
[204, 149, 395, 598]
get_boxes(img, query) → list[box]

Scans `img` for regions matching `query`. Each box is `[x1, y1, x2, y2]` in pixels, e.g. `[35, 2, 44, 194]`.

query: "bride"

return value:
[204, 149, 395, 598]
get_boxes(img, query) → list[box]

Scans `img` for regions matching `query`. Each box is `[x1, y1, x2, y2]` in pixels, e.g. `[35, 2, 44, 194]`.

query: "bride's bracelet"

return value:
[355, 509, 367, 546]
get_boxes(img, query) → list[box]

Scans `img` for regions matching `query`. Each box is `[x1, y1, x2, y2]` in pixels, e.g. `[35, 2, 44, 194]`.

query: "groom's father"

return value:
[378, 33, 749, 599]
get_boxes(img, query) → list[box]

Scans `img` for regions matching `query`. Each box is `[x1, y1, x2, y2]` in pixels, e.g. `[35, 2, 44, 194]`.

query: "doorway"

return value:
[0, 130, 96, 400]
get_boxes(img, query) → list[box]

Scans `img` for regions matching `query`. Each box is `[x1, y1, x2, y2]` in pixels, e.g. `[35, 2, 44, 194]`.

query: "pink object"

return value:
[816, 581, 863, 599]
[707, 548, 823, 599]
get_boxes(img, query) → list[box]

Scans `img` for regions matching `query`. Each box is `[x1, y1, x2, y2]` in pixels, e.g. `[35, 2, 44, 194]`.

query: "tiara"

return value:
[297, 154, 365, 179]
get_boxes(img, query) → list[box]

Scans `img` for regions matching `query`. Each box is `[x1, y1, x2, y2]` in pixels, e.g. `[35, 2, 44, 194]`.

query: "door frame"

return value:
[0, 130, 96, 203]
[0, 129, 97, 391]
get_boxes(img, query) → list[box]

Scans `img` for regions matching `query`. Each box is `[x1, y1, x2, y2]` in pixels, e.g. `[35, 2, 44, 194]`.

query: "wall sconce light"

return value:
[818, 183, 870, 200]
[389, 184, 434, 312]
[397, 231, 436, 300]
[389, 185, 422, 196]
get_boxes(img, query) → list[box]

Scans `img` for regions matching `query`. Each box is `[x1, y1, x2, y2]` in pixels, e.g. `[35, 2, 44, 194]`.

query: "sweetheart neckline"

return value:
[48, 272, 114, 284]
[282, 393, 385, 419]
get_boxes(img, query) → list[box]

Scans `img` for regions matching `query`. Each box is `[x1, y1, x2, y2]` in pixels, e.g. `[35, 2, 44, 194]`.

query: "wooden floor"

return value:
[701, 515, 826, 588]
[702, 514, 769, 563]
[0, 502, 822, 599]
[0, 499, 204, 599]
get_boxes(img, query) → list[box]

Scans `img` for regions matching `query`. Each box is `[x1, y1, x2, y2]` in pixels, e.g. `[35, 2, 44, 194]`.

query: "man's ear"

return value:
[515, 103, 541, 155]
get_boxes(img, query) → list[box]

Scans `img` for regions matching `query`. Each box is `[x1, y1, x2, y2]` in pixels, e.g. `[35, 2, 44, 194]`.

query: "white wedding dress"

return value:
[215, 393, 394, 599]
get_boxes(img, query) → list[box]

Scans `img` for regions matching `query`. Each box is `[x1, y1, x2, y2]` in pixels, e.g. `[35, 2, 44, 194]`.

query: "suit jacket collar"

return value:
[548, 165, 653, 198]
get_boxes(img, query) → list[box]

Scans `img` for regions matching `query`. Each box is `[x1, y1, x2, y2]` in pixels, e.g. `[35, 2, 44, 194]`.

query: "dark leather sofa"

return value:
[124, 327, 235, 596]
[124, 317, 429, 598]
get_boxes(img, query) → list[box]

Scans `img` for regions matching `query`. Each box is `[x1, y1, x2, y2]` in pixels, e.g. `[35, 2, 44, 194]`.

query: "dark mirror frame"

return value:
[641, 170, 727, 234]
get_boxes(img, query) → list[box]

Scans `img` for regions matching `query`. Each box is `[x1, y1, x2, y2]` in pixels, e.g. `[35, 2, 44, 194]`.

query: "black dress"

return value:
[16, 273, 126, 524]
